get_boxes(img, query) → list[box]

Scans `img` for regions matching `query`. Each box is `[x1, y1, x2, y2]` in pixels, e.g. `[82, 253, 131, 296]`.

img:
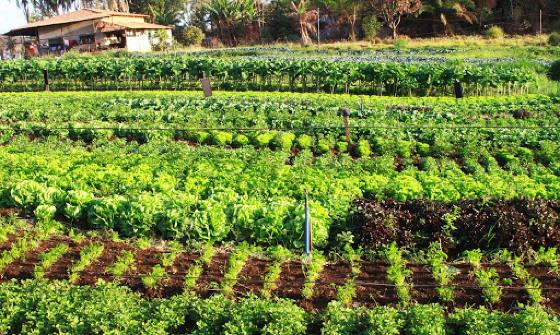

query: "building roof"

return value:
[96, 21, 171, 33]
[3, 9, 148, 36]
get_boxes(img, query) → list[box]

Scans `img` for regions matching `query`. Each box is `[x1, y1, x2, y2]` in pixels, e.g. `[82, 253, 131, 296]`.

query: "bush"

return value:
[548, 60, 560, 81]
[178, 25, 205, 47]
[394, 38, 409, 49]
[549, 32, 560, 46]
[362, 16, 382, 42]
[486, 26, 504, 39]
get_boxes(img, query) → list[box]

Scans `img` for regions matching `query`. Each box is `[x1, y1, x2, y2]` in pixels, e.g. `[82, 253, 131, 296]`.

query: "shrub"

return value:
[548, 60, 560, 81]
[362, 16, 382, 42]
[486, 26, 504, 39]
[178, 26, 205, 47]
[549, 32, 560, 46]
[394, 38, 409, 49]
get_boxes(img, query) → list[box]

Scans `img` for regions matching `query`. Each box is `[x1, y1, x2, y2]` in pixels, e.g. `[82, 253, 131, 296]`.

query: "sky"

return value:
[0, 1, 28, 34]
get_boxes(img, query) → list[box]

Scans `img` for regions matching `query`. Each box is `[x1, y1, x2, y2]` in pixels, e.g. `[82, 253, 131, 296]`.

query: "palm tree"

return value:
[148, 0, 183, 25]
[422, 0, 477, 35]
[290, 0, 318, 46]
[203, 0, 259, 45]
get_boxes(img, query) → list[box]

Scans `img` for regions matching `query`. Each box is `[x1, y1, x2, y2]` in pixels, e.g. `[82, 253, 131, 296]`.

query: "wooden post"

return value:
[200, 71, 212, 98]
[454, 80, 464, 99]
[43, 68, 49, 91]
[340, 107, 352, 148]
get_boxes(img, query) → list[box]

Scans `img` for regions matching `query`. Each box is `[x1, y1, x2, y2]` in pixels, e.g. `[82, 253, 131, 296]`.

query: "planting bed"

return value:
[354, 199, 560, 255]
[0, 232, 559, 312]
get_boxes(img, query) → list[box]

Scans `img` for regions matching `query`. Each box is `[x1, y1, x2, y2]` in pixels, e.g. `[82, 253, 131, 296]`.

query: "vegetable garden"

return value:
[0, 49, 559, 334]
[0, 57, 536, 95]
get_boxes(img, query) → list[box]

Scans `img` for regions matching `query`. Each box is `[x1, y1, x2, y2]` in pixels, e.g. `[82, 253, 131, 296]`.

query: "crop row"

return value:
[1, 139, 559, 248]
[0, 223, 559, 312]
[2, 122, 560, 170]
[1, 280, 558, 335]
[354, 199, 560, 255]
[2, 92, 558, 123]
[0, 57, 535, 95]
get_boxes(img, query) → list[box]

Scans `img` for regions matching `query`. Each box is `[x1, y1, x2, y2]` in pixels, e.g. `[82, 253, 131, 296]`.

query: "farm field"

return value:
[0, 47, 559, 334]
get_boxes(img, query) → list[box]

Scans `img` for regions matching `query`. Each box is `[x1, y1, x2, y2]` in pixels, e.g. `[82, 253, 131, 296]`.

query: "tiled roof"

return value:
[4, 9, 148, 36]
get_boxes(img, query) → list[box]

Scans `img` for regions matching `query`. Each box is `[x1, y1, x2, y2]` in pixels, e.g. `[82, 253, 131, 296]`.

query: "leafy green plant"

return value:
[108, 250, 136, 278]
[222, 244, 253, 296]
[382, 242, 412, 306]
[261, 246, 292, 299]
[68, 243, 104, 284]
[475, 268, 503, 305]
[426, 242, 456, 302]
[142, 264, 167, 289]
[184, 243, 215, 291]
[302, 253, 326, 299]
[336, 244, 362, 306]
[34, 243, 69, 280]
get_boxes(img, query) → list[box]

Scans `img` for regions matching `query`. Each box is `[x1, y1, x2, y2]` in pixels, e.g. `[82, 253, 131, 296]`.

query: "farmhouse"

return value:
[3, 8, 172, 53]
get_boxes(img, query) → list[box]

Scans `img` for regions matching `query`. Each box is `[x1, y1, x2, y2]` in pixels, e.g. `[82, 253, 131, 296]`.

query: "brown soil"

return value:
[0, 235, 559, 312]
[196, 252, 230, 297]
[233, 257, 269, 296]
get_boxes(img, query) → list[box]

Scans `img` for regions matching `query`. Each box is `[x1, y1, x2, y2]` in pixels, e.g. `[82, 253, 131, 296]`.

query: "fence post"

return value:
[340, 107, 352, 149]
[304, 189, 312, 256]
[454, 80, 464, 99]
[43, 68, 49, 92]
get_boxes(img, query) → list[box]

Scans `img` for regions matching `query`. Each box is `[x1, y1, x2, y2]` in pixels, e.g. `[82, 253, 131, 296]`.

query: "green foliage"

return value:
[142, 264, 167, 288]
[184, 243, 215, 290]
[394, 38, 409, 49]
[321, 301, 403, 335]
[0, 56, 535, 96]
[354, 139, 371, 158]
[109, 250, 136, 278]
[302, 253, 326, 299]
[486, 26, 504, 39]
[382, 242, 412, 306]
[221, 243, 252, 296]
[362, 16, 382, 41]
[34, 243, 69, 280]
[549, 32, 560, 46]
[272, 132, 296, 151]
[427, 242, 456, 302]
[69, 243, 104, 284]
[178, 25, 205, 47]
[548, 60, 560, 81]
[475, 268, 503, 305]
[404, 304, 446, 335]
[261, 246, 292, 299]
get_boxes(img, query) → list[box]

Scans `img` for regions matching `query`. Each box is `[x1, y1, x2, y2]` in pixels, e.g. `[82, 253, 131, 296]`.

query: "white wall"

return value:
[126, 34, 152, 52]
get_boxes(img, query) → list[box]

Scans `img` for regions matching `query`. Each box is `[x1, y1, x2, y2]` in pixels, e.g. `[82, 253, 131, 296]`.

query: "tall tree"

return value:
[422, 0, 477, 35]
[370, 0, 422, 38]
[146, 0, 184, 25]
[290, 0, 318, 46]
[321, 0, 366, 41]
